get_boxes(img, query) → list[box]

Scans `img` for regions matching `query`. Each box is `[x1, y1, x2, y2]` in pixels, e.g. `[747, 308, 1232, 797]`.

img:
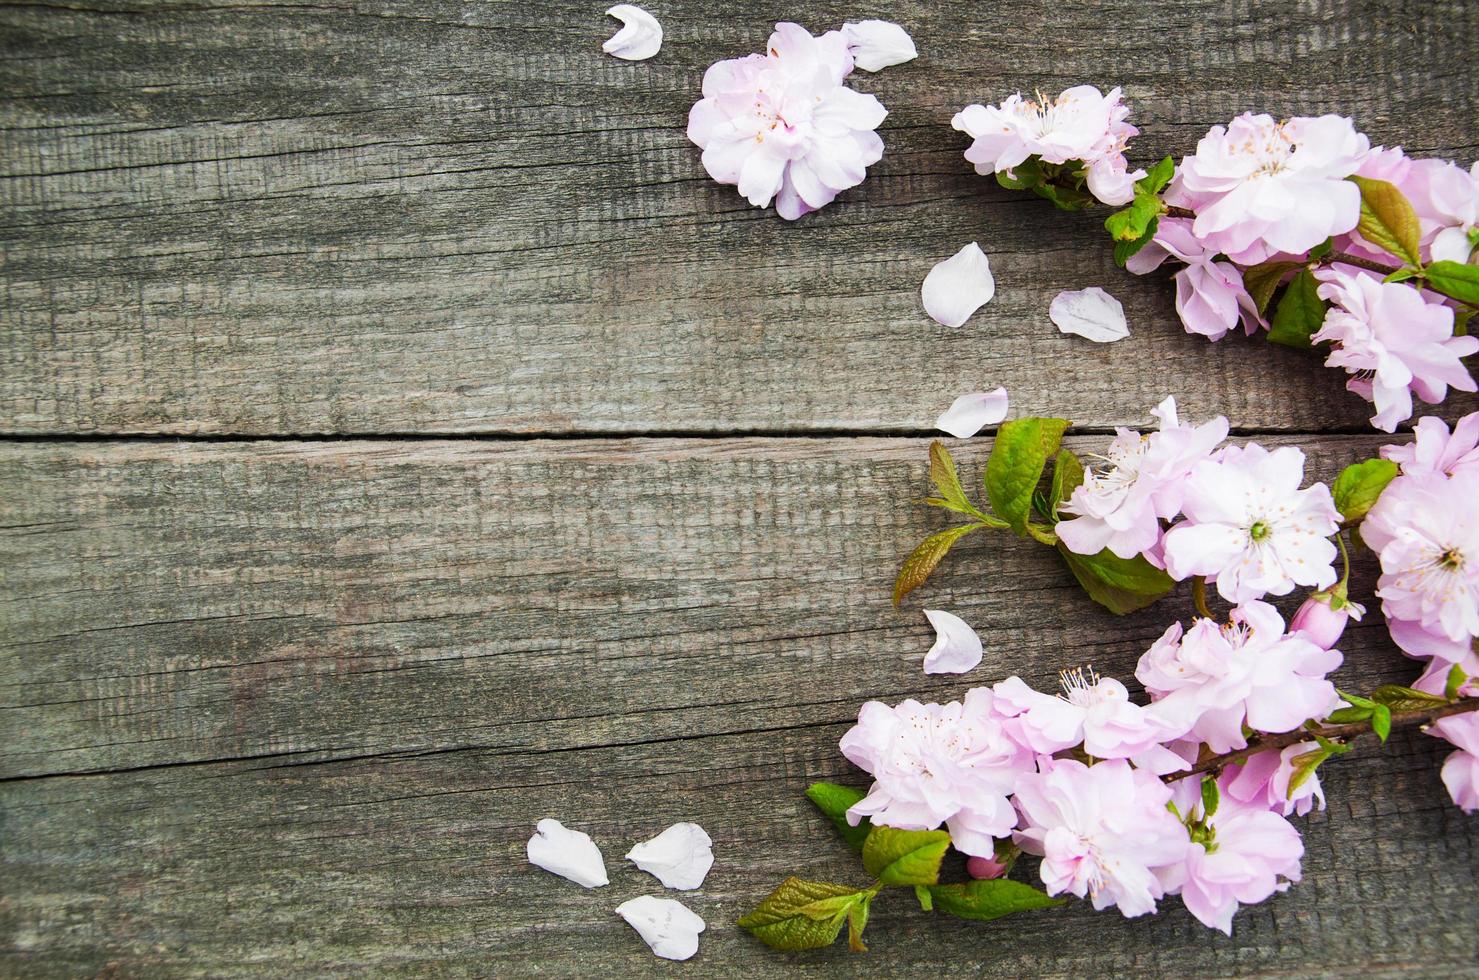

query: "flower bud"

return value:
[1290, 592, 1354, 650]
[966, 855, 1007, 880]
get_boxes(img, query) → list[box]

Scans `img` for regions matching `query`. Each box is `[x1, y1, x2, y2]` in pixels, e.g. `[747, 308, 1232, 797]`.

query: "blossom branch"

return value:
[1161, 205, 1401, 276]
[1175, 697, 1479, 780]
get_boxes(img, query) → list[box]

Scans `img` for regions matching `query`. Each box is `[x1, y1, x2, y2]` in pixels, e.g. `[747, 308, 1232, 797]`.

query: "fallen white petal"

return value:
[1050, 287, 1130, 343]
[616, 896, 706, 961]
[922, 609, 983, 675]
[922, 242, 995, 327]
[527, 818, 609, 888]
[935, 388, 1009, 438]
[842, 19, 918, 72]
[602, 4, 663, 61]
[626, 822, 714, 890]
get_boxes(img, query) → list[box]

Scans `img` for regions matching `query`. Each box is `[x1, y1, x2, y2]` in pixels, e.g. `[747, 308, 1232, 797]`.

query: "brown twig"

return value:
[1172, 698, 1479, 780]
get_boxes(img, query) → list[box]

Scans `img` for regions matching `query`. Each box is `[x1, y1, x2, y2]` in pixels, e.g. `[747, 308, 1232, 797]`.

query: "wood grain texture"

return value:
[4, 436, 1476, 975]
[2, 0, 1476, 434]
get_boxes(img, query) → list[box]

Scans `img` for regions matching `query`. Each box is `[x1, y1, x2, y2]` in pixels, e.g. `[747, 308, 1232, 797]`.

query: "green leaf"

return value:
[1370, 685, 1450, 712]
[1447, 664, 1469, 702]
[1331, 458, 1399, 523]
[1326, 706, 1373, 724]
[1056, 544, 1175, 615]
[914, 885, 933, 911]
[1371, 703, 1392, 743]
[985, 417, 1071, 537]
[1307, 238, 1333, 262]
[1287, 740, 1349, 795]
[1424, 260, 1479, 307]
[738, 878, 866, 951]
[1242, 260, 1305, 315]
[1139, 155, 1176, 195]
[926, 440, 991, 522]
[1339, 690, 1378, 709]
[1112, 218, 1160, 265]
[845, 896, 871, 952]
[1350, 175, 1423, 267]
[1384, 267, 1421, 284]
[1200, 775, 1220, 818]
[892, 523, 989, 606]
[805, 782, 870, 852]
[861, 826, 951, 887]
[927, 879, 1066, 922]
[1267, 269, 1328, 350]
[1049, 448, 1085, 519]
[996, 159, 1043, 191]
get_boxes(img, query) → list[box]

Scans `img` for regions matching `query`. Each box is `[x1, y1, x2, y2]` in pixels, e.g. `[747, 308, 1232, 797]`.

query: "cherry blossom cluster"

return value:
[956, 88, 1479, 432]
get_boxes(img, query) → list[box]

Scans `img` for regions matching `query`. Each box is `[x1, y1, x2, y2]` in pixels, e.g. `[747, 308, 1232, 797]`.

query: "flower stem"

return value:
[1192, 576, 1213, 620]
[1173, 697, 1479, 780]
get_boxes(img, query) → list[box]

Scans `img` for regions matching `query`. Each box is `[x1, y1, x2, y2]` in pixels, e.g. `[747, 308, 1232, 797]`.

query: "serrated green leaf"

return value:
[1371, 703, 1392, 742]
[738, 878, 863, 951]
[1384, 267, 1422, 284]
[1201, 775, 1220, 818]
[1138, 156, 1176, 195]
[1243, 260, 1304, 315]
[861, 826, 951, 886]
[996, 159, 1043, 191]
[1339, 690, 1378, 709]
[1112, 217, 1160, 265]
[1370, 685, 1450, 712]
[927, 440, 989, 521]
[1331, 458, 1399, 523]
[805, 782, 870, 852]
[1056, 544, 1175, 615]
[1267, 269, 1328, 350]
[892, 523, 988, 606]
[845, 896, 871, 952]
[985, 417, 1071, 537]
[1351, 176, 1423, 267]
[1447, 664, 1469, 702]
[927, 879, 1066, 922]
[1288, 746, 1336, 795]
[1424, 260, 1479, 307]
[1327, 706, 1373, 724]
[1049, 449, 1086, 520]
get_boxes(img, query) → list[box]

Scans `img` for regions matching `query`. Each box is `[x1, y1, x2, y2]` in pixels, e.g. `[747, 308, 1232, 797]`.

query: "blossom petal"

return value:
[922, 242, 996, 327]
[922, 609, 984, 674]
[1050, 287, 1130, 343]
[935, 388, 1009, 438]
[842, 19, 918, 72]
[625, 823, 714, 890]
[615, 896, 706, 961]
[602, 4, 663, 61]
[527, 818, 608, 888]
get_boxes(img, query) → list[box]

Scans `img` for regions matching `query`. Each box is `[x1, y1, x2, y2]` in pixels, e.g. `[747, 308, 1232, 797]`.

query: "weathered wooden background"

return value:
[2, 1, 1476, 976]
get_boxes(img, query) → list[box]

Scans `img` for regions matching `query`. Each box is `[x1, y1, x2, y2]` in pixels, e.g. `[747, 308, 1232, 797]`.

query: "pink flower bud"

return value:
[966, 855, 1007, 879]
[1290, 594, 1350, 650]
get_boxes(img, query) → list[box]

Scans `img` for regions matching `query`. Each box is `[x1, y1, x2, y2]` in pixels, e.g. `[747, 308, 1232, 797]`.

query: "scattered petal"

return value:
[935, 388, 1009, 438]
[1050, 287, 1130, 343]
[526, 818, 609, 888]
[923, 609, 984, 674]
[616, 896, 706, 961]
[602, 4, 663, 61]
[626, 822, 714, 890]
[842, 19, 917, 72]
[922, 243, 996, 327]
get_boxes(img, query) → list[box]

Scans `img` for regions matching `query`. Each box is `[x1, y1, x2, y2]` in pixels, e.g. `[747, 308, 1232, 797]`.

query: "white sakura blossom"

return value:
[922, 242, 996, 327]
[686, 23, 886, 219]
[1050, 287, 1130, 343]
[922, 609, 984, 674]
[1162, 443, 1341, 603]
[602, 5, 663, 61]
[527, 818, 608, 888]
[935, 388, 1009, 438]
[626, 822, 714, 890]
[841, 20, 917, 72]
[615, 896, 706, 961]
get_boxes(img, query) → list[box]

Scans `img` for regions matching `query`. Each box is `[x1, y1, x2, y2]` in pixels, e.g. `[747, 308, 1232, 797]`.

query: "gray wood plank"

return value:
[2, 0, 1476, 435]
[3, 436, 1475, 975]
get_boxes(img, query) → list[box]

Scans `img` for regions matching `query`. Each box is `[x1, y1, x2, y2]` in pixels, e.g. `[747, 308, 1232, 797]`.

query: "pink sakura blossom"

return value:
[1125, 218, 1263, 341]
[965, 854, 1008, 879]
[990, 669, 1178, 760]
[1223, 742, 1327, 817]
[1361, 470, 1479, 644]
[1162, 443, 1341, 603]
[686, 23, 886, 220]
[1013, 758, 1188, 917]
[951, 85, 1145, 206]
[1288, 591, 1363, 650]
[1135, 601, 1342, 754]
[839, 690, 1029, 857]
[1381, 412, 1479, 479]
[1312, 269, 1478, 432]
[1160, 784, 1304, 935]
[1404, 158, 1479, 265]
[1169, 112, 1369, 261]
[1430, 713, 1479, 812]
[1057, 396, 1229, 561]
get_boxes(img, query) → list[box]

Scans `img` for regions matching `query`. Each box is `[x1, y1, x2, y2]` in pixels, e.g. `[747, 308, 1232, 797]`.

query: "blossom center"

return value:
[1248, 520, 1271, 542]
